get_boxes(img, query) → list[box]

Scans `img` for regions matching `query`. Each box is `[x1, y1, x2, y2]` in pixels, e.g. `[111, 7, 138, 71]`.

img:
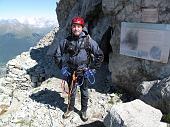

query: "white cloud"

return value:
[0, 16, 59, 28]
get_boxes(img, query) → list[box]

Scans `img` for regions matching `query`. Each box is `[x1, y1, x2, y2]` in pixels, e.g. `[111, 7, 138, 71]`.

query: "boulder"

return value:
[139, 77, 170, 113]
[104, 99, 162, 127]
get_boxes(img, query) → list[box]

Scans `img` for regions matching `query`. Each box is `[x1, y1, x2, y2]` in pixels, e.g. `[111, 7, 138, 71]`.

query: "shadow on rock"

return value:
[88, 63, 115, 94]
[27, 46, 61, 87]
[30, 88, 66, 112]
[77, 121, 105, 127]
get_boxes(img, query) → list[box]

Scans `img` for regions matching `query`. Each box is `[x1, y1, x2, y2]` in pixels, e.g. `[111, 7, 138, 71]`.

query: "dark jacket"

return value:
[55, 30, 104, 71]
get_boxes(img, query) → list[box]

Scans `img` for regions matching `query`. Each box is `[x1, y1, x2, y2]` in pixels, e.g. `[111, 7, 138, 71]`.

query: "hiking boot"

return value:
[80, 111, 88, 122]
[62, 110, 73, 119]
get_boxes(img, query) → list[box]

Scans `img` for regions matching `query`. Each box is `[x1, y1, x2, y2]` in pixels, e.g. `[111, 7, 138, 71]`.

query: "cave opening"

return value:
[83, 3, 114, 93]
[85, 3, 102, 35]
[100, 26, 113, 63]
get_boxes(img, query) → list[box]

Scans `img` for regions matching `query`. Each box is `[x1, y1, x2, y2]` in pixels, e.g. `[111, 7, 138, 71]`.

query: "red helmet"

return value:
[71, 16, 85, 27]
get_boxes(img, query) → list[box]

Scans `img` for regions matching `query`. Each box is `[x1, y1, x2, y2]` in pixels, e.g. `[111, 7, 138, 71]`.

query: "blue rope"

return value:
[87, 73, 95, 84]
[84, 69, 95, 85]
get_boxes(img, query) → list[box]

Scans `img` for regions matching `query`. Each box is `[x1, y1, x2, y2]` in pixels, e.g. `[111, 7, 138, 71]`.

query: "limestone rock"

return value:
[0, 77, 116, 127]
[104, 99, 163, 127]
[140, 77, 170, 113]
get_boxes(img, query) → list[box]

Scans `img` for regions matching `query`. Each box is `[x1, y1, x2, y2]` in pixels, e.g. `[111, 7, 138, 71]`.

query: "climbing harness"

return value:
[61, 68, 96, 95]
[61, 69, 95, 114]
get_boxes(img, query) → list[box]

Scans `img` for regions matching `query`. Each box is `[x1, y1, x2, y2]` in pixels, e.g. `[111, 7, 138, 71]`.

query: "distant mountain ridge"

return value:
[0, 18, 57, 38]
[0, 17, 57, 70]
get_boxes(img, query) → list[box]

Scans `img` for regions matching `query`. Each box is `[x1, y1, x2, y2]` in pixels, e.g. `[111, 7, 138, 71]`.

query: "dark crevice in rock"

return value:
[85, 3, 103, 35]
[100, 26, 113, 63]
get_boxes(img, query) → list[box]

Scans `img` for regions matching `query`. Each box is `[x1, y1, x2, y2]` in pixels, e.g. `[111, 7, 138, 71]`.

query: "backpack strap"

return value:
[84, 35, 90, 50]
[83, 35, 94, 65]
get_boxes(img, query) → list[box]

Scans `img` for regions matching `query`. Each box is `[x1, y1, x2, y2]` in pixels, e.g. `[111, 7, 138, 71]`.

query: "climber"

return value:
[54, 16, 104, 121]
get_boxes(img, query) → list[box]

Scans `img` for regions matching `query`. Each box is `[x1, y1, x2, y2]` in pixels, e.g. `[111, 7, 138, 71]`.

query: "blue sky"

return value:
[0, 0, 59, 19]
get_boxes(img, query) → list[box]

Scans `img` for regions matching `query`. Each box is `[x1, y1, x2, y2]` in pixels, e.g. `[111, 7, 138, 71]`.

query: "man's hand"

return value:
[61, 67, 70, 77]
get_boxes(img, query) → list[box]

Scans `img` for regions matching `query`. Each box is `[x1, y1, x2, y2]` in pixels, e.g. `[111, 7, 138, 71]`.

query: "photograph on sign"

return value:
[120, 22, 170, 63]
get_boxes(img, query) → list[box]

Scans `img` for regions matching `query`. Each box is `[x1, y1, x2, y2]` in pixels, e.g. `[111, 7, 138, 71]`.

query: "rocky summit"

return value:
[0, 77, 117, 127]
[1, 0, 170, 126]
[0, 26, 116, 126]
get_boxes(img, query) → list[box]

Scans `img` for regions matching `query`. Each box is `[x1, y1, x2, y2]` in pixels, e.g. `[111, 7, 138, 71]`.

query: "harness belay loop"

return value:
[61, 68, 96, 95]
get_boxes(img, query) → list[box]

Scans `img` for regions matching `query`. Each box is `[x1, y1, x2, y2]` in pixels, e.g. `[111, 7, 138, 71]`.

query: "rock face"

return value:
[104, 99, 163, 127]
[46, 0, 170, 114]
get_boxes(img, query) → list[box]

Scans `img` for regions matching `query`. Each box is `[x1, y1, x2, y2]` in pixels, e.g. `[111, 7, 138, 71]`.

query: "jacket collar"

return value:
[71, 31, 87, 40]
